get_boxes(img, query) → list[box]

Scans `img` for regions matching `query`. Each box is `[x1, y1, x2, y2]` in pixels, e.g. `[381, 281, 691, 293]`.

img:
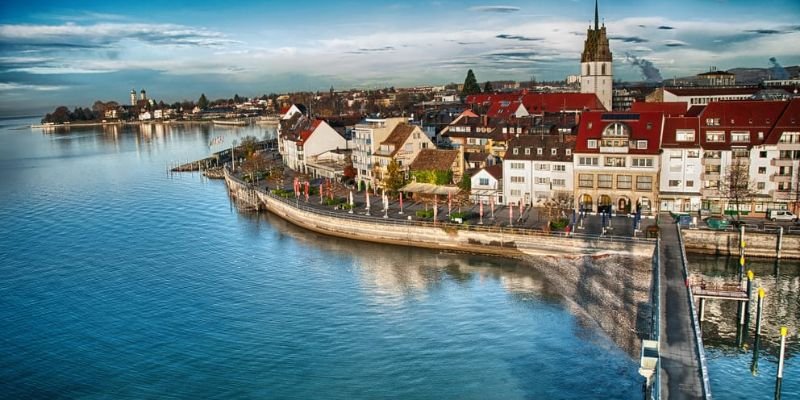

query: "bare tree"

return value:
[719, 157, 758, 222]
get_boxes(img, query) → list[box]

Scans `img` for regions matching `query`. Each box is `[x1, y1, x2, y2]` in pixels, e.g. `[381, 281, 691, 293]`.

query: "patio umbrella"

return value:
[349, 190, 354, 214]
[304, 181, 309, 202]
[399, 192, 404, 215]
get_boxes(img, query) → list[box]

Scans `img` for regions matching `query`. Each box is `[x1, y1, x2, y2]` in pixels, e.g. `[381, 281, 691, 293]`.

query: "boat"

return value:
[212, 119, 249, 126]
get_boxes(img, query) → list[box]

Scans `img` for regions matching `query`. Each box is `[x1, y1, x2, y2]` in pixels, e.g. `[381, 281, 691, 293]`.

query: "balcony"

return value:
[599, 146, 628, 154]
[770, 173, 794, 183]
[702, 158, 721, 165]
[771, 158, 795, 167]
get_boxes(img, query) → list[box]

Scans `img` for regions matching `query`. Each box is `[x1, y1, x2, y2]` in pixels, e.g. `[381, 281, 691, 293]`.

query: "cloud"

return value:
[744, 29, 782, 35]
[0, 82, 68, 91]
[609, 35, 648, 43]
[468, 6, 520, 13]
[663, 39, 689, 47]
[0, 23, 238, 49]
[346, 46, 395, 54]
[495, 34, 542, 41]
[658, 26, 674, 30]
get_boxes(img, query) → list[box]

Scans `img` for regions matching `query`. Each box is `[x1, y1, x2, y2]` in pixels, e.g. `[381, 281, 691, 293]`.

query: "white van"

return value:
[766, 209, 798, 222]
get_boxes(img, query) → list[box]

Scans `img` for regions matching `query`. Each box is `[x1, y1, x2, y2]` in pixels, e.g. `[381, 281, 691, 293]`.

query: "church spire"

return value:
[594, 0, 599, 30]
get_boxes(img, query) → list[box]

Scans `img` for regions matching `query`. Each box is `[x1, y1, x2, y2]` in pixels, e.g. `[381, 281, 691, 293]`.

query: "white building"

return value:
[503, 134, 575, 206]
[659, 117, 703, 212]
[352, 117, 406, 188]
[281, 119, 348, 174]
[470, 165, 503, 204]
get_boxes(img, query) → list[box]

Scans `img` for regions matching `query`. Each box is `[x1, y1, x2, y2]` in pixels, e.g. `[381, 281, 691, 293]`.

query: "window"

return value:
[566, 149, 572, 156]
[705, 165, 721, 174]
[603, 122, 630, 137]
[511, 176, 525, 183]
[553, 164, 566, 172]
[479, 178, 489, 186]
[670, 151, 682, 159]
[731, 131, 750, 143]
[525, 148, 531, 155]
[637, 140, 648, 149]
[757, 182, 766, 190]
[551, 148, 557, 155]
[704, 180, 720, 189]
[510, 189, 521, 196]
[778, 182, 792, 192]
[579, 174, 594, 188]
[669, 180, 680, 187]
[587, 139, 598, 149]
[537, 148, 543, 155]
[535, 163, 550, 171]
[535, 177, 549, 185]
[687, 150, 700, 158]
[758, 167, 767, 174]
[779, 132, 800, 143]
[632, 158, 653, 167]
[706, 131, 725, 142]
[510, 162, 525, 169]
[513, 148, 519, 155]
[617, 175, 632, 189]
[605, 157, 626, 167]
[686, 180, 694, 187]
[636, 176, 653, 191]
[706, 118, 720, 126]
[759, 151, 767, 158]
[732, 148, 749, 158]
[598, 174, 612, 188]
[704, 150, 721, 159]
[676, 130, 695, 141]
[578, 157, 599, 166]
[552, 178, 566, 187]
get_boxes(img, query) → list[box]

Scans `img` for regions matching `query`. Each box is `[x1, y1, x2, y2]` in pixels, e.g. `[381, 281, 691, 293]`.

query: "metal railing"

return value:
[676, 224, 713, 399]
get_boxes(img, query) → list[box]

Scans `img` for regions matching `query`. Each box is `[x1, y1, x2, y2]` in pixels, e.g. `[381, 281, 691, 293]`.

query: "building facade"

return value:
[580, 1, 613, 111]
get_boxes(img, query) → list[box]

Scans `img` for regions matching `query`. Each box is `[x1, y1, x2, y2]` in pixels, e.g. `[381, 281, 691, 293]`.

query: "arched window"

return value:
[602, 122, 630, 137]
[602, 64, 606, 75]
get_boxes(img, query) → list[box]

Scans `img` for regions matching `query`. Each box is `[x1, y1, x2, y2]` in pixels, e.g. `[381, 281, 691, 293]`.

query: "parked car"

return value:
[766, 209, 798, 222]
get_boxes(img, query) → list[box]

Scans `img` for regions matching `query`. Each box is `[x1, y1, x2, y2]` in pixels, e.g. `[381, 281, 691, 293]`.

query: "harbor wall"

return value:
[682, 228, 800, 259]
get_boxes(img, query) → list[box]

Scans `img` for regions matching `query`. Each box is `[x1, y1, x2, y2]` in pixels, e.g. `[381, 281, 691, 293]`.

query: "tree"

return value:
[197, 93, 209, 110]
[483, 81, 493, 93]
[719, 157, 758, 222]
[461, 69, 481, 97]
[239, 136, 259, 158]
[382, 159, 405, 195]
[342, 153, 356, 184]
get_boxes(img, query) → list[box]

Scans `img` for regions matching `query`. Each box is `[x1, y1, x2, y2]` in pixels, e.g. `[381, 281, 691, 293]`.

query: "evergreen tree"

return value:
[197, 93, 209, 110]
[483, 81, 493, 93]
[461, 69, 481, 97]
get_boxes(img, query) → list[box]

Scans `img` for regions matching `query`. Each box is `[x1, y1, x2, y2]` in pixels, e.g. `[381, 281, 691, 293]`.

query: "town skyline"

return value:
[2, 0, 800, 115]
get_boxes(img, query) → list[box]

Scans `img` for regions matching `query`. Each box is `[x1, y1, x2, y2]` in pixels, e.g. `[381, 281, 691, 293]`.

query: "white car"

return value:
[767, 209, 798, 222]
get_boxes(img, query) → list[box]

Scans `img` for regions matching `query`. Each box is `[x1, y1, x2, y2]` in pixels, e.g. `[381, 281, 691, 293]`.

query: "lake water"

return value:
[0, 118, 641, 399]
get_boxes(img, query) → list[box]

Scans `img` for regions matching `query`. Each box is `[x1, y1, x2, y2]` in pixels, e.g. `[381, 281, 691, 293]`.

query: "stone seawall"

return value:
[682, 228, 800, 259]
[225, 170, 654, 259]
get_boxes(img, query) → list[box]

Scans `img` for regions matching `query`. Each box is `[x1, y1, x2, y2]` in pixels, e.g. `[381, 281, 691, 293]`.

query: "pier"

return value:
[657, 221, 711, 399]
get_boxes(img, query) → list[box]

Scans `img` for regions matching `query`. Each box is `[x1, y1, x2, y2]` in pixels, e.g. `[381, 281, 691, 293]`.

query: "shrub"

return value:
[416, 209, 434, 218]
[550, 218, 569, 230]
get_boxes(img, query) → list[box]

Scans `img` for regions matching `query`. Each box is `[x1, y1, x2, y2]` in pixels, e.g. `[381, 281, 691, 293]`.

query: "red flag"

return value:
[479, 201, 483, 218]
[399, 193, 403, 210]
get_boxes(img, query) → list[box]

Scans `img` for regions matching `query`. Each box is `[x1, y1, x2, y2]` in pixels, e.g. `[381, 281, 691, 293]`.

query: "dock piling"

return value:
[775, 326, 787, 400]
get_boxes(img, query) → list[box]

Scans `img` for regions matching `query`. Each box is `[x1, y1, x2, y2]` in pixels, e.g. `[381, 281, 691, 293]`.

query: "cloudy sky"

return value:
[1, 0, 799, 115]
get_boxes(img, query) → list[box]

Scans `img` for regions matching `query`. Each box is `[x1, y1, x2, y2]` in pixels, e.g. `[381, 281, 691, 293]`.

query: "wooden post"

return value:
[699, 298, 706, 323]
[743, 270, 754, 342]
[776, 226, 783, 259]
[739, 225, 746, 276]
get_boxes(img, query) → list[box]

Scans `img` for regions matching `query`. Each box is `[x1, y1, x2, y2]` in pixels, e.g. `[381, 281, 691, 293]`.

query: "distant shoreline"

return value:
[30, 120, 215, 129]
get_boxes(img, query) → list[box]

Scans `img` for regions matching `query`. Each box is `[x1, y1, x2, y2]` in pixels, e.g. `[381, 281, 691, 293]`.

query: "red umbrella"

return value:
[399, 192, 404, 214]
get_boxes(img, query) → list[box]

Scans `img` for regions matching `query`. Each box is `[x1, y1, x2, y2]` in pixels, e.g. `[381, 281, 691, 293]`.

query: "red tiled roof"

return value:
[575, 111, 663, 154]
[698, 101, 788, 150]
[764, 98, 800, 144]
[465, 93, 521, 106]
[297, 119, 322, 145]
[521, 93, 605, 113]
[630, 101, 688, 116]
[379, 124, 416, 157]
[483, 164, 503, 180]
[487, 100, 525, 119]
[685, 105, 706, 117]
[409, 149, 459, 172]
[661, 117, 700, 148]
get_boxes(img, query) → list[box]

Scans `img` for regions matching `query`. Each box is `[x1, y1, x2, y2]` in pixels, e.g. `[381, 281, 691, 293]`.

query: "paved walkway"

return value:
[659, 221, 706, 399]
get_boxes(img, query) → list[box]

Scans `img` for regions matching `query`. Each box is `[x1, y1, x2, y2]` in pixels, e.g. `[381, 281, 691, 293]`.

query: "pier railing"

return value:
[648, 238, 662, 400]
[676, 224, 713, 399]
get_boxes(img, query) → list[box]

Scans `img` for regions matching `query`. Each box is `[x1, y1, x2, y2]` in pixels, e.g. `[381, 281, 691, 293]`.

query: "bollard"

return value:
[699, 298, 705, 323]
[775, 326, 788, 400]
[751, 288, 765, 376]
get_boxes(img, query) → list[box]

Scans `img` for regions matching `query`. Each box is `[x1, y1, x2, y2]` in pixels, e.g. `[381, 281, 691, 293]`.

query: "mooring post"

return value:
[743, 270, 754, 342]
[775, 326, 788, 400]
[699, 297, 706, 323]
[776, 226, 783, 259]
[736, 300, 745, 347]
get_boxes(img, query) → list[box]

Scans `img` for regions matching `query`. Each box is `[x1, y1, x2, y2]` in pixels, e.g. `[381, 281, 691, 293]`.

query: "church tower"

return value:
[130, 89, 136, 106]
[580, 0, 613, 111]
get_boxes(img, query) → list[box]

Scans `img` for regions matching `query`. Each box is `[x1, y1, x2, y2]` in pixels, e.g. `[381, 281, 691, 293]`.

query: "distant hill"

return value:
[671, 65, 799, 86]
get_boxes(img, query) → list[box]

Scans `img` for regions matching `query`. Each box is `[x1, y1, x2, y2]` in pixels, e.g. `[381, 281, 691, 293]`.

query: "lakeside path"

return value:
[228, 161, 657, 239]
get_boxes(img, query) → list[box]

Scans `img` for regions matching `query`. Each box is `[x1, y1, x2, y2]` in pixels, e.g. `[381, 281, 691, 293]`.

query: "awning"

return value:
[400, 182, 461, 196]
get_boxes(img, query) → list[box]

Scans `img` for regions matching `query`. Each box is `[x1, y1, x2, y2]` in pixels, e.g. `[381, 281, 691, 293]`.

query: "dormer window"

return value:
[525, 148, 531, 155]
[537, 148, 543, 155]
[513, 148, 519, 155]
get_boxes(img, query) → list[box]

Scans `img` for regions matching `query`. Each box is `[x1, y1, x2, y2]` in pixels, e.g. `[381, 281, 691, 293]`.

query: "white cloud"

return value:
[0, 82, 67, 91]
[468, 6, 521, 13]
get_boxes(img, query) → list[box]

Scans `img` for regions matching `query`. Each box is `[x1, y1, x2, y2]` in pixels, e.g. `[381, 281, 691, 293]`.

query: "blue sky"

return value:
[1, 0, 799, 115]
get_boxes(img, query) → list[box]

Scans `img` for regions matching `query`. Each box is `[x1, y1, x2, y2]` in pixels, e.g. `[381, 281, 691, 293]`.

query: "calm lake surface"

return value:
[1, 117, 796, 399]
[0, 118, 640, 399]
